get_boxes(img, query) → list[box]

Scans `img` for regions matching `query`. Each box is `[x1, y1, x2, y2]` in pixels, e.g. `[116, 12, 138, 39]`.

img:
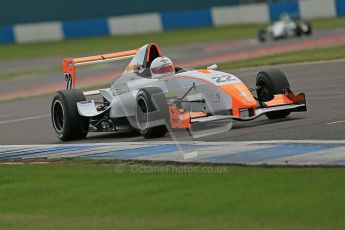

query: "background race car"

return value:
[258, 13, 312, 42]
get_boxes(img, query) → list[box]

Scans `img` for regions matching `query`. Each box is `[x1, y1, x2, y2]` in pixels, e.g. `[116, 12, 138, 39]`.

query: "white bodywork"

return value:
[77, 44, 240, 119]
[268, 20, 297, 38]
[107, 70, 235, 118]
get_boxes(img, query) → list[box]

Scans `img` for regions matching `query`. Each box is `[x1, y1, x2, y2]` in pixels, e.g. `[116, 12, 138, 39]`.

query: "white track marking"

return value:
[183, 151, 198, 160]
[0, 114, 50, 125]
[326, 120, 345, 125]
[1, 140, 345, 166]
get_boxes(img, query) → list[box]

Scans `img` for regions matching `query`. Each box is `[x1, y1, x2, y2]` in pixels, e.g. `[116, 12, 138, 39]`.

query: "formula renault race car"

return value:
[258, 13, 312, 42]
[51, 43, 306, 141]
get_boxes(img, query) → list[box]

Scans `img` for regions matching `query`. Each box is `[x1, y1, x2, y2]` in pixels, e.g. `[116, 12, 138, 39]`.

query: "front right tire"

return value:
[256, 68, 291, 119]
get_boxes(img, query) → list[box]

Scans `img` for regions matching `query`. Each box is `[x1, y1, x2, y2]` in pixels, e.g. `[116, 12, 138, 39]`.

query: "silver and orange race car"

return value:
[51, 43, 306, 141]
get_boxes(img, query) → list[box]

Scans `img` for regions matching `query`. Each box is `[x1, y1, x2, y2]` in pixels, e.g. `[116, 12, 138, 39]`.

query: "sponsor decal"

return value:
[210, 72, 239, 85]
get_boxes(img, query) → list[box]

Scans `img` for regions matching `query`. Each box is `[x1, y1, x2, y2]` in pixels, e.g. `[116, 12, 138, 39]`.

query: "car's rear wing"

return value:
[62, 49, 137, 89]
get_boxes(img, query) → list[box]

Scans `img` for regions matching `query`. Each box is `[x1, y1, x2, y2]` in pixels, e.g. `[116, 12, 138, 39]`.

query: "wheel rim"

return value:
[52, 100, 64, 132]
[136, 97, 149, 131]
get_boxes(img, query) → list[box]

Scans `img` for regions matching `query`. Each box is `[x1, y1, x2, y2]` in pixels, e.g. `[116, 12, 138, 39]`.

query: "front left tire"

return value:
[51, 89, 89, 141]
[258, 29, 267, 42]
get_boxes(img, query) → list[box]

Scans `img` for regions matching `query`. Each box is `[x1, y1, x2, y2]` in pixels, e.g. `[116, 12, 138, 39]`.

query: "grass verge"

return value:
[0, 17, 344, 60]
[312, 17, 345, 30]
[0, 67, 59, 81]
[0, 160, 345, 230]
[3, 44, 345, 84]
[217, 44, 345, 70]
[0, 24, 260, 60]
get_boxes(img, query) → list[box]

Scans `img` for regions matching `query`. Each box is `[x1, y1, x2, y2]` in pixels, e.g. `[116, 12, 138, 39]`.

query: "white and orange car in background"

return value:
[51, 43, 306, 141]
[258, 13, 312, 42]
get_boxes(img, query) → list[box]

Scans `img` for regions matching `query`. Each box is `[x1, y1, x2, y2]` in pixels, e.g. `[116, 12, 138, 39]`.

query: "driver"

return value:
[150, 56, 175, 79]
[280, 12, 292, 23]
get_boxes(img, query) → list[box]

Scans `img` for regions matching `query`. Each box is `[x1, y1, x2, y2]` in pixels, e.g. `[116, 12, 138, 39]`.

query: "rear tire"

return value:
[304, 22, 312, 35]
[51, 89, 89, 141]
[295, 24, 303, 37]
[135, 88, 169, 138]
[256, 68, 291, 119]
[258, 29, 267, 42]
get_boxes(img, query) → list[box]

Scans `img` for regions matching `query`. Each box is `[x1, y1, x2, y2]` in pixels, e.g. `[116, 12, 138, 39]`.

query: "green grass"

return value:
[312, 17, 345, 30]
[0, 66, 59, 81]
[0, 17, 344, 60]
[1, 161, 345, 230]
[217, 44, 345, 70]
[0, 24, 261, 60]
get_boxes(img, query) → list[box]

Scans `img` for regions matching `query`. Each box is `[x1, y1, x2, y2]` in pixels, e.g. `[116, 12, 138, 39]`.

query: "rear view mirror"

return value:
[207, 64, 218, 70]
[134, 66, 144, 74]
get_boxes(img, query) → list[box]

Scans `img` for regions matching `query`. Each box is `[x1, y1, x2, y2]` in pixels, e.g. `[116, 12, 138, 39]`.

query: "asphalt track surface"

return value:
[1, 59, 344, 145]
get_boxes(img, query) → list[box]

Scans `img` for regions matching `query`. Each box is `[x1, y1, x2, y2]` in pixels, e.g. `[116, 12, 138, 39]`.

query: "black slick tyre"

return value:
[258, 29, 267, 42]
[51, 89, 89, 141]
[135, 87, 169, 138]
[304, 21, 312, 35]
[256, 68, 291, 119]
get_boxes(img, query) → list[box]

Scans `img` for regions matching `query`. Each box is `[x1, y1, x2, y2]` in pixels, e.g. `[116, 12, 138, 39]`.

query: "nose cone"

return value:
[220, 83, 257, 109]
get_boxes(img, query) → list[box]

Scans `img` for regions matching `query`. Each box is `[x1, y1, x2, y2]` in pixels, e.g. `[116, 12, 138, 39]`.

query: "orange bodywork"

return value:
[265, 94, 294, 107]
[220, 82, 257, 117]
[62, 59, 77, 87]
[182, 71, 296, 117]
[178, 71, 258, 118]
[125, 63, 140, 73]
[73, 50, 137, 64]
[169, 104, 207, 128]
[176, 71, 299, 118]
[197, 69, 211, 74]
[62, 49, 137, 88]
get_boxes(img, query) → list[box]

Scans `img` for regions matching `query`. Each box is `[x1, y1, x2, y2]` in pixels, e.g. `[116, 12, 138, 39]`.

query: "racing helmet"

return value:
[150, 56, 175, 78]
[280, 12, 291, 22]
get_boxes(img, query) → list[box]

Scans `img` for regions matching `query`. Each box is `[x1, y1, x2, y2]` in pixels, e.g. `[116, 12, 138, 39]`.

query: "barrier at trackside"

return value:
[63, 19, 109, 39]
[0, 0, 341, 45]
[107, 13, 162, 36]
[0, 26, 14, 44]
[212, 3, 270, 26]
[299, 0, 337, 19]
[336, 0, 345, 16]
[161, 9, 213, 30]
